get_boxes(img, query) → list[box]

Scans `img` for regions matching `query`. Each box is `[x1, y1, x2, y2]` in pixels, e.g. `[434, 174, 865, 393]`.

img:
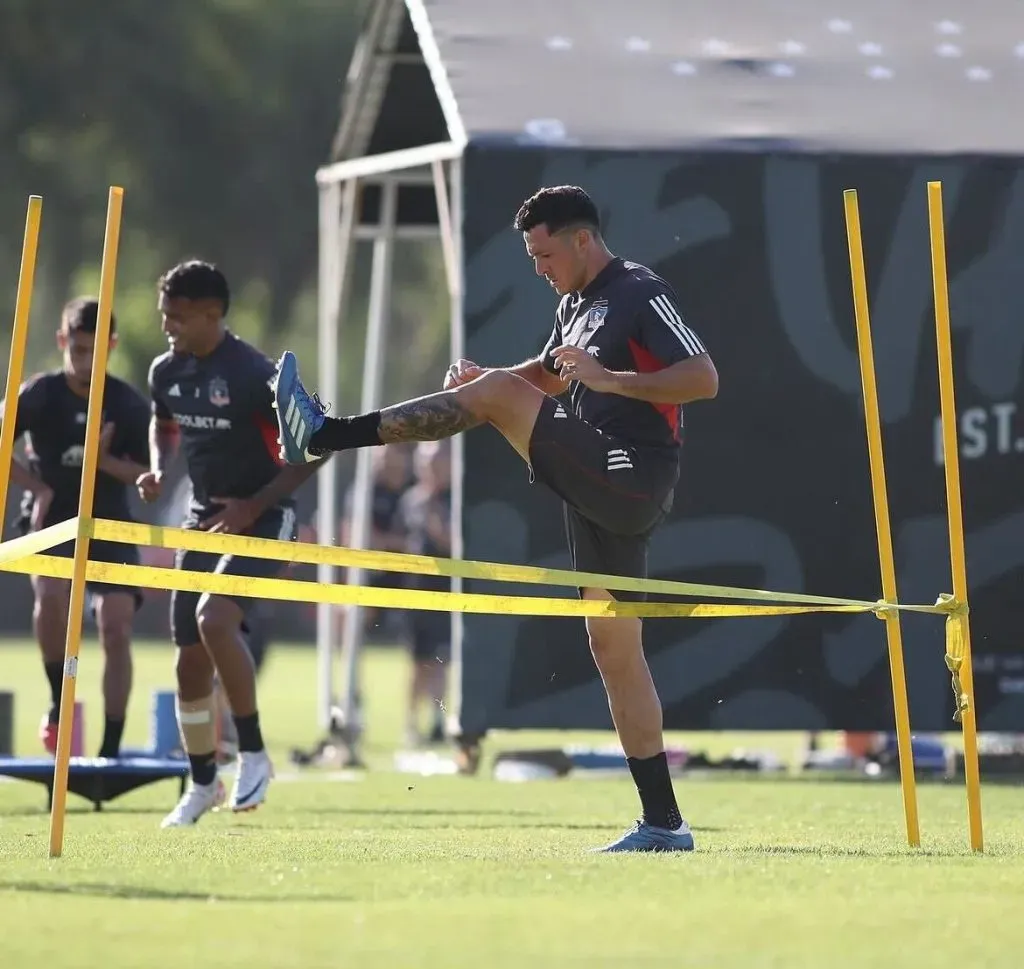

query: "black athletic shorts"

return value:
[171, 505, 298, 647]
[527, 396, 679, 602]
[27, 523, 144, 609]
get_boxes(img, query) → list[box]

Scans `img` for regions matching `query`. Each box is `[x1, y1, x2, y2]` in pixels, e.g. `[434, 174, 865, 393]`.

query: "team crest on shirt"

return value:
[208, 377, 230, 407]
[584, 301, 608, 329]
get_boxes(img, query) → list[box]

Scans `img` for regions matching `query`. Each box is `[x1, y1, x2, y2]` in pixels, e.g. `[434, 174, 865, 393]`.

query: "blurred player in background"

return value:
[339, 442, 412, 641]
[328, 442, 412, 742]
[272, 185, 718, 853]
[340, 444, 411, 552]
[397, 439, 452, 747]
[1, 297, 149, 759]
[139, 260, 326, 827]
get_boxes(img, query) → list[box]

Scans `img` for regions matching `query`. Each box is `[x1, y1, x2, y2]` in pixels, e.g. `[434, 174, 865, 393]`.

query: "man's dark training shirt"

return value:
[148, 331, 287, 520]
[540, 258, 707, 452]
[12, 371, 150, 528]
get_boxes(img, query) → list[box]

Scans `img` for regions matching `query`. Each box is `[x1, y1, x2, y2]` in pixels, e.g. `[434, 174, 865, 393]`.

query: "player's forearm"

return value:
[504, 357, 566, 396]
[606, 354, 719, 405]
[99, 455, 150, 486]
[250, 458, 329, 515]
[149, 418, 179, 474]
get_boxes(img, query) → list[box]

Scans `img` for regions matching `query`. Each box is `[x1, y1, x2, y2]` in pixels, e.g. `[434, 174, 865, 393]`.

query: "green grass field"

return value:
[2, 638, 1024, 968]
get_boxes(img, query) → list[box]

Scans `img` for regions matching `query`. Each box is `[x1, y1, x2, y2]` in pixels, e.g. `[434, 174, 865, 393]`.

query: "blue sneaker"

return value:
[271, 351, 326, 464]
[593, 819, 695, 854]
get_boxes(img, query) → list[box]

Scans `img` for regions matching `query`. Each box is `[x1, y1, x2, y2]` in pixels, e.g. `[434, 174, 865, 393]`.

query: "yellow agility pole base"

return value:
[0, 182, 982, 855]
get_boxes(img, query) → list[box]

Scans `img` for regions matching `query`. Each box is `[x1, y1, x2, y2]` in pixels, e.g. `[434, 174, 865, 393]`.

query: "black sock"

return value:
[188, 752, 218, 786]
[44, 661, 63, 720]
[233, 712, 264, 753]
[309, 413, 382, 453]
[98, 717, 125, 758]
[627, 752, 683, 830]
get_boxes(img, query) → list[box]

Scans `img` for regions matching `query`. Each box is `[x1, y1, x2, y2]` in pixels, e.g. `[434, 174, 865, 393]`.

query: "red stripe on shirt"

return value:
[627, 338, 680, 441]
[254, 413, 284, 466]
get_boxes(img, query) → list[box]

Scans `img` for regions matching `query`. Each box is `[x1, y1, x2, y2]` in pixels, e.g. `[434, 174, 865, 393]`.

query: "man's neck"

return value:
[63, 371, 90, 399]
[579, 248, 615, 292]
[191, 326, 229, 359]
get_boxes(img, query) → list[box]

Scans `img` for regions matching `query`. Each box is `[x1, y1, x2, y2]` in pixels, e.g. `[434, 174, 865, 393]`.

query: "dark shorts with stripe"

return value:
[171, 505, 298, 647]
[527, 396, 679, 602]
[23, 521, 144, 609]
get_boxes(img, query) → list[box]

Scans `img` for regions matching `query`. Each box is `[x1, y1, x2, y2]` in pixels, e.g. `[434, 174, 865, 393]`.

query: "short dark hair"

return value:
[158, 260, 231, 315]
[513, 185, 601, 236]
[61, 296, 116, 336]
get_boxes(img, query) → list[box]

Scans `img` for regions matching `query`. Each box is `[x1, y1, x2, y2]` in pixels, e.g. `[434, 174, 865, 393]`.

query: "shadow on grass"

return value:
[288, 807, 727, 832]
[729, 844, 965, 858]
[253, 818, 729, 837]
[298, 806, 549, 818]
[0, 807, 167, 819]
[0, 880, 350, 903]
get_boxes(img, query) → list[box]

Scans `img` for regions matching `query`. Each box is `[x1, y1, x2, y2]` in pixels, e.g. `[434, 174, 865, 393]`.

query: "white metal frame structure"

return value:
[314, 0, 467, 740]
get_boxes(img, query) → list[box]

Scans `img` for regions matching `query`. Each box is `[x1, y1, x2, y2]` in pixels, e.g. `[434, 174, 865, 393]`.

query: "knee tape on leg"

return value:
[176, 694, 216, 755]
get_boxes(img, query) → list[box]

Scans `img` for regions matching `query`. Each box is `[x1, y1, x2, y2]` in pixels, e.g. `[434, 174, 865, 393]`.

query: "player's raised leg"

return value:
[272, 350, 546, 464]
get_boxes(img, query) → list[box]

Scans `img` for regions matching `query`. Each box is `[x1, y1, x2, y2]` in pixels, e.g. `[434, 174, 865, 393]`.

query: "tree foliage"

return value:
[0, 0, 449, 402]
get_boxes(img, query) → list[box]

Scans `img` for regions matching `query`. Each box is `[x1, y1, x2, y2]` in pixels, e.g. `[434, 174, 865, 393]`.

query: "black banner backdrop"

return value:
[458, 144, 1024, 736]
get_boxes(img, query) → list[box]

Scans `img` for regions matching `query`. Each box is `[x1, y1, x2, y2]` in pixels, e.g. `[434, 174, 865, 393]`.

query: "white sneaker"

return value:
[160, 777, 226, 828]
[230, 749, 273, 812]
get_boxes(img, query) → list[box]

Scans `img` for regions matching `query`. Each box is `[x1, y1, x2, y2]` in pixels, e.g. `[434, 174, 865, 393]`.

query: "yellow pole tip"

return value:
[28, 194, 42, 201]
[110, 186, 125, 195]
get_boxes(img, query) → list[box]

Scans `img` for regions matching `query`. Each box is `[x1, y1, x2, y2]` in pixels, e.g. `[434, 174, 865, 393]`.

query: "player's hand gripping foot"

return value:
[160, 777, 226, 828]
[593, 819, 695, 853]
[271, 350, 326, 464]
[229, 749, 273, 813]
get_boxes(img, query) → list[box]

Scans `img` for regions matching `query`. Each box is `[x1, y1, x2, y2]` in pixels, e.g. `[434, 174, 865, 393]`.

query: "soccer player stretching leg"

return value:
[272, 186, 718, 853]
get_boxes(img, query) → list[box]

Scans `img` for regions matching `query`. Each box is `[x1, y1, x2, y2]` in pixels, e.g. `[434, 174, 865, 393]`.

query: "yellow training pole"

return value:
[842, 189, 920, 847]
[0, 196, 43, 528]
[926, 180, 983, 853]
[48, 186, 124, 858]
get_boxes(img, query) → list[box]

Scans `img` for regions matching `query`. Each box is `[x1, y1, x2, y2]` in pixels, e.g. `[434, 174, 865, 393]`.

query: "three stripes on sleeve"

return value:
[649, 295, 706, 357]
